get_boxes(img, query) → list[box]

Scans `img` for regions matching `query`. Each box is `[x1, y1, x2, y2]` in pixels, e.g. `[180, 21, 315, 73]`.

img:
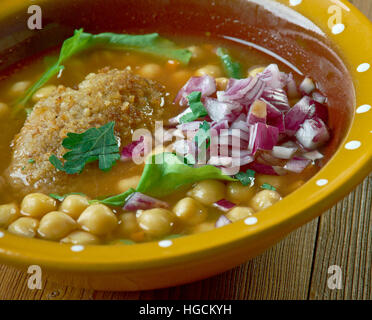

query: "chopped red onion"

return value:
[310, 99, 329, 123]
[272, 146, 298, 159]
[220, 128, 250, 142]
[177, 121, 203, 133]
[215, 215, 232, 228]
[258, 64, 286, 89]
[312, 91, 327, 104]
[121, 136, 145, 162]
[217, 77, 266, 105]
[175, 75, 216, 106]
[284, 96, 314, 135]
[299, 77, 316, 95]
[295, 118, 330, 150]
[166, 64, 330, 180]
[243, 162, 277, 176]
[261, 88, 290, 112]
[284, 157, 311, 173]
[205, 98, 243, 122]
[210, 120, 230, 134]
[123, 192, 169, 211]
[248, 123, 279, 154]
[213, 199, 236, 212]
[302, 150, 324, 161]
[231, 120, 249, 132]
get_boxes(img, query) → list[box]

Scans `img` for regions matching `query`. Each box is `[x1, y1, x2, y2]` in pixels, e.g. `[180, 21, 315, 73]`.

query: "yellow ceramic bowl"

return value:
[0, 0, 371, 291]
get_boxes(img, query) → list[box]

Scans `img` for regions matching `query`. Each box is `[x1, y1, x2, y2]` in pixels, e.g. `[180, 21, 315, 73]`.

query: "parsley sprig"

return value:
[180, 92, 208, 123]
[49, 122, 120, 174]
[261, 183, 276, 191]
[235, 169, 256, 187]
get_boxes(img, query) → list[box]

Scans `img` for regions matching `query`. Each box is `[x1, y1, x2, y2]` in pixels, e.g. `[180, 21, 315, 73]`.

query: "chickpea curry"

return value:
[0, 30, 330, 246]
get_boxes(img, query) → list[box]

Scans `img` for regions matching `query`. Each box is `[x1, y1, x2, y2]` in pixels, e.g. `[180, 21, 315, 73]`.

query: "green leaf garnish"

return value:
[180, 91, 208, 123]
[49, 121, 120, 174]
[136, 152, 236, 198]
[216, 47, 243, 79]
[28, 159, 35, 164]
[49, 192, 87, 202]
[261, 183, 276, 191]
[194, 121, 211, 148]
[15, 29, 192, 110]
[94, 152, 236, 206]
[89, 188, 136, 207]
[236, 169, 256, 187]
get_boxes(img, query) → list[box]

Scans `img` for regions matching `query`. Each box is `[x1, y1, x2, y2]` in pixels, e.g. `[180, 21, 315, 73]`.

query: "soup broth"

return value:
[0, 34, 325, 245]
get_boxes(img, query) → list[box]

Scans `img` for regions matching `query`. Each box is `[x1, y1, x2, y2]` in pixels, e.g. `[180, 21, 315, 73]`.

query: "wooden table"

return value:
[0, 0, 371, 300]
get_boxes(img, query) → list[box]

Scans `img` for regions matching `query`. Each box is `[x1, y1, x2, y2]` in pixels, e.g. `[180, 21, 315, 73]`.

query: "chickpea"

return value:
[227, 182, 256, 204]
[250, 190, 281, 212]
[138, 208, 173, 238]
[195, 65, 223, 78]
[187, 46, 206, 60]
[173, 197, 208, 226]
[248, 66, 265, 77]
[255, 175, 284, 190]
[60, 195, 90, 220]
[21, 193, 57, 218]
[117, 176, 141, 193]
[38, 211, 77, 241]
[61, 231, 100, 245]
[0, 102, 10, 119]
[8, 217, 39, 238]
[32, 85, 57, 102]
[0, 203, 20, 228]
[215, 77, 229, 91]
[77, 204, 118, 236]
[192, 221, 215, 234]
[188, 180, 226, 206]
[10, 81, 31, 95]
[116, 212, 140, 237]
[138, 64, 162, 79]
[226, 207, 254, 222]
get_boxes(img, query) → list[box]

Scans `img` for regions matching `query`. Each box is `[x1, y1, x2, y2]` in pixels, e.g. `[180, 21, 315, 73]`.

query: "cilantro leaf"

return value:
[194, 121, 211, 148]
[216, 47, 243, 79]
[49, 122, 120, 174]
[15, 29, 192, 110]
[236, 169, 256, 187]
[89, 188, 136, 207]
[49, 192, 88, 202]
[180, 92, 208, 123]
[261, 183, 276, 191]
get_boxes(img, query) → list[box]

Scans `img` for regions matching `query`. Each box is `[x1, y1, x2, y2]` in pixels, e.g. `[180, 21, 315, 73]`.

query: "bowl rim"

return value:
[0, 0, 371, 272]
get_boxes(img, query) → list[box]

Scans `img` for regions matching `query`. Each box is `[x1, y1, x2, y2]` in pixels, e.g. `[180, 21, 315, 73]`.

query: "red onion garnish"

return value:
[123, 192, 169, 211]
[213, 199, 236, 212]
[175, 75, 216, 106]
[215, 215, 232, 228]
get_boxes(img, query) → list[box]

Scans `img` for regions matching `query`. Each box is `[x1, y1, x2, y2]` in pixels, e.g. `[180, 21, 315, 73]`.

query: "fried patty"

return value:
[6, 67, 168, 195]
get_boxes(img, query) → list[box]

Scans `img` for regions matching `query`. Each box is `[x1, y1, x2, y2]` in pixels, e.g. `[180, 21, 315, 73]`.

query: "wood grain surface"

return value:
[0, 0, 371, 300]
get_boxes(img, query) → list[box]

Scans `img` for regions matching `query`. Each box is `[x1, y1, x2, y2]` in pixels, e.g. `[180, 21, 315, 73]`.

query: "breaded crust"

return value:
[6, 67, 168, 194]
